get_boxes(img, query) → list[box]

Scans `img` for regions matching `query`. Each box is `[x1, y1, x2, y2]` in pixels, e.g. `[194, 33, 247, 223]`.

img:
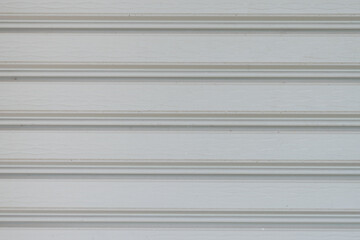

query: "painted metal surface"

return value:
[0, 0, 359, 239]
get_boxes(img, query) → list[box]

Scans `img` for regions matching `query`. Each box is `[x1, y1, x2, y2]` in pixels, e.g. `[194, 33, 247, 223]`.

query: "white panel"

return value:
[1, 229, 360, 240]
[0, 34, 359, 62]
[0, 82, 359, 112]
[0, 180, 359, 209]
[1, 0, 359, 14]
[1, 131, 359, 160]
[0, 209, 359, 228]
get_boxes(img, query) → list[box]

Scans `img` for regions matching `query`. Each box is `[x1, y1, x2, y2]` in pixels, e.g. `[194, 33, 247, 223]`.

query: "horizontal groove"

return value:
[0, 208, 359, 229]
[1, 160, 360, 180]
[0, 14, 360, 32]
[2, 126, 360, 132]
[1, 63, 360, 78]
[1, 112, 360, 129]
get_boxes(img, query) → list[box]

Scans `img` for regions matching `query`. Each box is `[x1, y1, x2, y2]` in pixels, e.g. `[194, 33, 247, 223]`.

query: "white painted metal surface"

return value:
[0, 0, 360, 239]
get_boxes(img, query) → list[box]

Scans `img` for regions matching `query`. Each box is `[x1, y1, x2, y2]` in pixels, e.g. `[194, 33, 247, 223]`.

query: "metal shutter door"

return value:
[0, 0, 360, 239]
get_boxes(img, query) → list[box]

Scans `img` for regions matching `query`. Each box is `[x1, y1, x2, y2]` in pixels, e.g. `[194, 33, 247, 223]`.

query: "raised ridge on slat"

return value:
[1, 112, 360, 129]
[0, 208, 359, 228]
[1, 62, 360, 78]
[0, 159, 359, 180]
[1, 14, 360, 32]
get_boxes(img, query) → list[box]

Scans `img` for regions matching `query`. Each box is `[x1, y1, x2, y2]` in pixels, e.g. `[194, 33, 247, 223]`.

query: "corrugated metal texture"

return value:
[0, 0, 360, 239]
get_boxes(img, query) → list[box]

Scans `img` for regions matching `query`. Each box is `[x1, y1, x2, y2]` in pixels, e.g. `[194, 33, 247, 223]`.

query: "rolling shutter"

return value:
[0, 0, 360, 239]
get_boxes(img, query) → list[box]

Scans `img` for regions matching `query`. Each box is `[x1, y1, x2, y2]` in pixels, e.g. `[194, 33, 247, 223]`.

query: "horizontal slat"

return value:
[0, 180, 359, 209]
[0, 82, 359, 112]
[0, 159, 360, 180]
[0, 229, 359, 240]
[1, 0, 359, 14]
[1, 64, 358, 126]
[1, 131, 360, 160]
[0, 209, 359, 228]
[2, 113, 360, 129]
[0, 34, 359, 62]
[1, 15, 360, 32]
[1, 63, 360, 78]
